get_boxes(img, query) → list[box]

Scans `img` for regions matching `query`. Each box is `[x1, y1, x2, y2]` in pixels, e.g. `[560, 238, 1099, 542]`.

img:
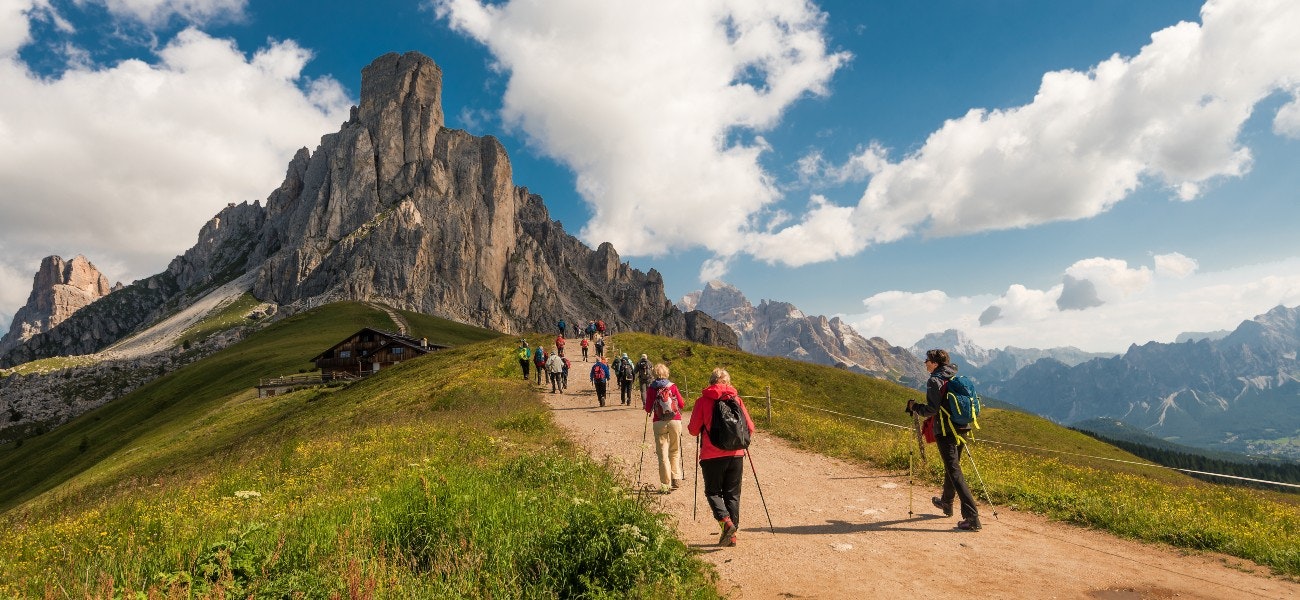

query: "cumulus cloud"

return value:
[98, 0, 247, 27]
[433, 0, 850, 269]
[849, 253, 1300, 352]
[760, 0, 1300, 265]
[0, 8, 351, 320]
[1056, 276, 1104, 311]
[1154, 252, 1198, 278]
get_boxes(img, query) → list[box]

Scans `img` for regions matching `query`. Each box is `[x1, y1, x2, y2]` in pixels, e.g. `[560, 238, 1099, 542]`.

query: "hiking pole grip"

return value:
[910, 409, 928, 466]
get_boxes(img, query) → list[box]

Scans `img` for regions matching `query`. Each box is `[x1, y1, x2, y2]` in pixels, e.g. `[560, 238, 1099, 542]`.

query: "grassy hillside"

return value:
[604, 332, 1300, 576]
[4, 316, 1299, 596]
[0, 304, 719, 597]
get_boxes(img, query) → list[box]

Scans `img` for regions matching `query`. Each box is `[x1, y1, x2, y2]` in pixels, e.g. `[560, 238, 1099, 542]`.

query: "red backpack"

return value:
[591, 363, 606, 381]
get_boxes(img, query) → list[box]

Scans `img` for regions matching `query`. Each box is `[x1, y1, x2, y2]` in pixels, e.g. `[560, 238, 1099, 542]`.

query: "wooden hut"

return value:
[311, 328, 445, 378]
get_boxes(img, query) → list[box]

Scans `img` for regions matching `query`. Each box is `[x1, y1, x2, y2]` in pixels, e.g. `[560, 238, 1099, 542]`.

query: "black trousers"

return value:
[519, 359, 529, 379]
[936, 432, 980, 521]
[700, 456, 744, 525]
[594, 380, 607, 406]
[619, 380, 633, 404]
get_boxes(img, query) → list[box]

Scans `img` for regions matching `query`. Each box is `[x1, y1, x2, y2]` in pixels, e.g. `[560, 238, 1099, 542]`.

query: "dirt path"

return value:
[540, 349, 1300, 600]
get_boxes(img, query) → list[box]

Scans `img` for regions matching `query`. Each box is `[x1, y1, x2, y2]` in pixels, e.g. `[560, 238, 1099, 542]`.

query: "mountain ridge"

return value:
[680, 280, 926, 384]
[0, 52, 736, 368]
[995, 304, 1300, 459]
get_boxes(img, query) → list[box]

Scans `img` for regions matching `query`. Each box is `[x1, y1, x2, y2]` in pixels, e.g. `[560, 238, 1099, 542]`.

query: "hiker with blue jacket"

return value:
[906, 349, 981, 531]
[590, 356, 611, 407]
[688, 367, 754, 547]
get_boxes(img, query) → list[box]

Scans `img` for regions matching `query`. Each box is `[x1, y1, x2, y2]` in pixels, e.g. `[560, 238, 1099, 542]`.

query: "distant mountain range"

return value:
[680, 281, 927, 385]
[909, 329, 1115, 384]
[995, 305, 1300, 460]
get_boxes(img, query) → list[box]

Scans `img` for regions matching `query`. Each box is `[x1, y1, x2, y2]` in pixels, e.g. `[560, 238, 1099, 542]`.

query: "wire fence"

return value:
[760, 393, 1300, 491]
[599, 338, 1300, 491]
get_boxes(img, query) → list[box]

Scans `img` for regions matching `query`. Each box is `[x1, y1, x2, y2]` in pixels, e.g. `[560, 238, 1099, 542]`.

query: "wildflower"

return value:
[233, 490, 262, 500]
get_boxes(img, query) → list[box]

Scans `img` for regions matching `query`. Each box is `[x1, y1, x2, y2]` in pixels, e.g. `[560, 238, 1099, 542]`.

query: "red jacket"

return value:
[687, 383, 754, 460]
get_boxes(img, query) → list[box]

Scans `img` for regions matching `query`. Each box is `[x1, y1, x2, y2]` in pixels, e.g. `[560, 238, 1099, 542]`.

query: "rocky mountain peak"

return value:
[0, 255, 116, 356]
[2, 51, 737, 366]
[684, 280, 925, 385]
[910, 329, 992, 366]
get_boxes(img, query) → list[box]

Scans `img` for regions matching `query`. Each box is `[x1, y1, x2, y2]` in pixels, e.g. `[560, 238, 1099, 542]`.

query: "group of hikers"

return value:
[514, 334, 982, 546]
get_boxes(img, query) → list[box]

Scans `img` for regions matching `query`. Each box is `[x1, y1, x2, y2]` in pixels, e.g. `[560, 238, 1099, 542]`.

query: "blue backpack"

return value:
[939, 375, 981, 436]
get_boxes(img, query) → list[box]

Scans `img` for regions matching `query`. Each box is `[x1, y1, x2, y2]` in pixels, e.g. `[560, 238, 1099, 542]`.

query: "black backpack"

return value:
[619, 360, 634, 382]
[706, 393, 750, 450]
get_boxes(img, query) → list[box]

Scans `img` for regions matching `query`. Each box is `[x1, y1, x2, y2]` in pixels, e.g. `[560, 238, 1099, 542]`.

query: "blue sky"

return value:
[1, 0, 1298, 353]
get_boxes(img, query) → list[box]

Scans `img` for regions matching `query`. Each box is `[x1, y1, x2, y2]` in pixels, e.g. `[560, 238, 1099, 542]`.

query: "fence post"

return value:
[766, 386, 772, 425]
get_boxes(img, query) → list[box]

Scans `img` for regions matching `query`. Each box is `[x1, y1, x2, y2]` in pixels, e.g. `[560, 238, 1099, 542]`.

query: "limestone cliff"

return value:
[2, 52, 735, 366]
[0, 255, 116, 357]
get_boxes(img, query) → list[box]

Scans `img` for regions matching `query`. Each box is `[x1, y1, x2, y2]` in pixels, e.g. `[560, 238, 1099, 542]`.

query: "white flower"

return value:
[233, 490, 262, 500]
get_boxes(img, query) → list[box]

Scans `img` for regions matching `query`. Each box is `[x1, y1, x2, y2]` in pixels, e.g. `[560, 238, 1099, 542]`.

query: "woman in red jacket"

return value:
[687, 367, 754, 547]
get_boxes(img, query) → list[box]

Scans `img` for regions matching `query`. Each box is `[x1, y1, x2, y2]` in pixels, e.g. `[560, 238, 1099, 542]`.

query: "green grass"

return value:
[604, 332, 1300, 577]
[0, 305, 719, 598]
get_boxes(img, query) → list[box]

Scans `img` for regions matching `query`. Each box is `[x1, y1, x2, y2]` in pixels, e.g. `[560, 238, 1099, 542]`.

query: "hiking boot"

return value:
[718, 518, 737, 546]
[931, 496, 953, 517]
[956, 519, 982, 532]
[671, 479, 682, 490]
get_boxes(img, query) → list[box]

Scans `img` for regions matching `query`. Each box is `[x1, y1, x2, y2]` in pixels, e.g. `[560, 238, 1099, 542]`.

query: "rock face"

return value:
[684, 281, 924, 384]
[0, 255, 115, 357]
[995, 305, 1300, 459]
[2, 52, 736, 366]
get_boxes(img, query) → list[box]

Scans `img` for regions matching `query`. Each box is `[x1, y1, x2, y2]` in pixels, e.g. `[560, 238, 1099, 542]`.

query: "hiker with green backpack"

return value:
[906, 349, 982, 531]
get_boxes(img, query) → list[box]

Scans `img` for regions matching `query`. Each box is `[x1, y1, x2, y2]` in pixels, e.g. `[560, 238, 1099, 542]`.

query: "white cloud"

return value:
[98, 0, 247, 27]
[1154, 252, 1198, 278]
[1275, 91, 1300, 138]
[848, 254, 1300, 352]
[758, 0, 1300, 266]
[434, 0, 850, 258]
[0, 21, 351, 319]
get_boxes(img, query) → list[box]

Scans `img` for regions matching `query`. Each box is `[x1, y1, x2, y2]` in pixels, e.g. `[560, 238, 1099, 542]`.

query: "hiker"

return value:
[688, 367, 755, 547]
[617, 352, 636, 406]
[580, 338, 589, 361]
[547, 347, 565, 394]
[516, 340, 531, 380]
[906, 349, 981, 531]
[556, 334, 566, 357]
[590, 357, 611, 407]
[533, 344, 547, 385]
[586, 321, 597, 339]
[635, 353, 652, 402]
[644, 363, 685, 493]
[561, 355, 571, 390]
[594, 335, 605, 359]
[596, 319, 606, 335]
[557, 319, 566, 336]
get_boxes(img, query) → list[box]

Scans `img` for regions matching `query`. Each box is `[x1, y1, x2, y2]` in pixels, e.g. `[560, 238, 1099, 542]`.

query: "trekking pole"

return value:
[907, 443, 915, 518]
[693, 433, 700, 521]
[637, 412, 650, 493]
[963, 436, 999, 521]
[744, 448, 776, 535]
